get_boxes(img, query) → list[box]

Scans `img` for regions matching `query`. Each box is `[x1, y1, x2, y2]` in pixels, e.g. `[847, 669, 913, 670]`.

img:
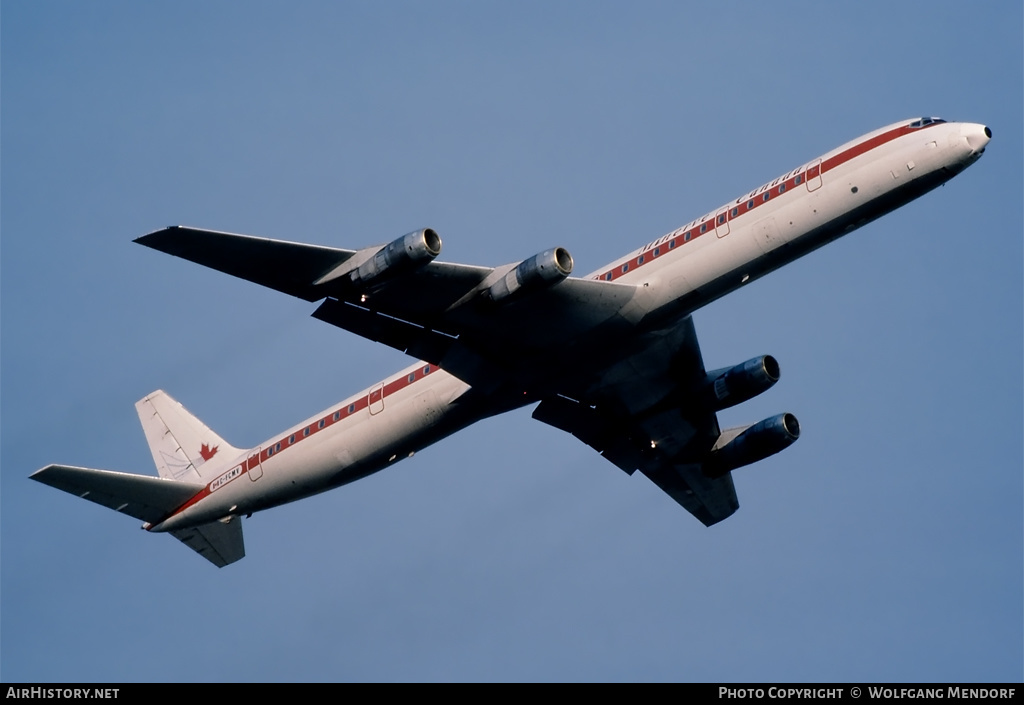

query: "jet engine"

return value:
[349, 228, 442, 288]
[485, 247, 574, 303]
[703, 412, 800, 478]
[704, 355, 780, 411]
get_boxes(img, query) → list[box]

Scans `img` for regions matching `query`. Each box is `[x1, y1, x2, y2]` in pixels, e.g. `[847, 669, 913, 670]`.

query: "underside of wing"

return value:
[641, 463, 739, 526]
[135, 226, 358, 302]
[533, 391, 739, 526]
[137, 226, 642, 393]
[136, 226, 495, 312]
[532, 316, 740, 526]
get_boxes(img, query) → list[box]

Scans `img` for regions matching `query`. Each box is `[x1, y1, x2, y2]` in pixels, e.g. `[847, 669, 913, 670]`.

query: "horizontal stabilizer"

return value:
[171, 518, 245, 568]
[30, 464, 203, 524]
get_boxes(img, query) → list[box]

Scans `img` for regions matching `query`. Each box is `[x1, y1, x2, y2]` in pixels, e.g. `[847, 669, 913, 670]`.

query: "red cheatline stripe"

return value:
[593, 121, 939, 282]
[153, 364, 437, 526]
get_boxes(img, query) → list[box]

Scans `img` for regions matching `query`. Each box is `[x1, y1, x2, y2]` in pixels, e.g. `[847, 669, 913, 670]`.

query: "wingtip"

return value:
[134, 225, 183, 245]
[29, 463, 68, 481]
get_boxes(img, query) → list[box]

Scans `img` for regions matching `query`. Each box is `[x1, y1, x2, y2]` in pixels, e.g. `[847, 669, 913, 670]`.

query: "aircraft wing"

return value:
[532, 315, 739, 526]
[136, 226, 642, 390]
[136, 225, 499, 309]
[135, 226, 359, 302]
[533, 396, 737, 526]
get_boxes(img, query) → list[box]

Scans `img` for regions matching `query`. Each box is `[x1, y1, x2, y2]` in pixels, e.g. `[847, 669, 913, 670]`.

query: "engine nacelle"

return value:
[704, 355, 780, 411]
[703, 412, 800, 478]
[485, 247, 574, 303]
[350, 228, 442, 287]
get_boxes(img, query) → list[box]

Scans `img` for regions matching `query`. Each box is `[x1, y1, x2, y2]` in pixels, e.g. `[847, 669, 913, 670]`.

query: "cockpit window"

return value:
[909, 117, 946, 128]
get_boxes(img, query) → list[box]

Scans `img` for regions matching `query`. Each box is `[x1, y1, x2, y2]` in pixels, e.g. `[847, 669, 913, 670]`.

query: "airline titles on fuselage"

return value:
[594, 119, 946, 283]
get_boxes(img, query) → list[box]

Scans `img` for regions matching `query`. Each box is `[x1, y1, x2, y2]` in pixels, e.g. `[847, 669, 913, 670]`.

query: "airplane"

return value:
[31, 117, 991, 567]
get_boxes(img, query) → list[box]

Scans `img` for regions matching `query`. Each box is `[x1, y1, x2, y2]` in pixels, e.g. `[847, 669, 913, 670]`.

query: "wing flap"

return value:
[30, 464, 203, 524]
[532, 395, 647, 475]
[311, 298, 457, 364]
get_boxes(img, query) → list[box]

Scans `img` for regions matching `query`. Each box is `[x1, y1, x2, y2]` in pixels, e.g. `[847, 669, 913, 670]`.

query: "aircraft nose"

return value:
[961, 123, 992, 152]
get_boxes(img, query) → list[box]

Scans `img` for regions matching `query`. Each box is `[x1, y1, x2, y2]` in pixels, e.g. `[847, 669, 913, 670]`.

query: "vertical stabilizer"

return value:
[136, 390, 242, 482]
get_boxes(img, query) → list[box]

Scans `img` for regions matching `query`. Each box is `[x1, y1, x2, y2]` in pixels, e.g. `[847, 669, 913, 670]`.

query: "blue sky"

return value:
[3, 1, 1021, 682]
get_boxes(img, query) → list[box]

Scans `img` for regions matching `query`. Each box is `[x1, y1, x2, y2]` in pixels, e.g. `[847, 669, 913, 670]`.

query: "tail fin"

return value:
[136, 390, 242, 482]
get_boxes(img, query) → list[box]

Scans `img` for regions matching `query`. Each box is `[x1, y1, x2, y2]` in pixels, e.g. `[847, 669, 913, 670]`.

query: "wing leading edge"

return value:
[136, 226, 641, 393]
[135, 225, 494, 310]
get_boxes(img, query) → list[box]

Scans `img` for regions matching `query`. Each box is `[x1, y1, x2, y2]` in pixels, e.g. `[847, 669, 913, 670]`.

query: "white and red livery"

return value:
[32, 118, 991, 567]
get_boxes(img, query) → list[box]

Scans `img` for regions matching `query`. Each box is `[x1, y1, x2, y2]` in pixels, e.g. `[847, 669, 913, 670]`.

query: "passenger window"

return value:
[348, 404, 355, 414]
[763, 193, 770, 202]
[779, 184, 785, 194]
[731, 208, 738, 217]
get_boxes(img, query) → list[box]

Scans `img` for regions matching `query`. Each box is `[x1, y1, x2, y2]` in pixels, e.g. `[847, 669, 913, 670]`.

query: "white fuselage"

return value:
[150, 118, 989, 534]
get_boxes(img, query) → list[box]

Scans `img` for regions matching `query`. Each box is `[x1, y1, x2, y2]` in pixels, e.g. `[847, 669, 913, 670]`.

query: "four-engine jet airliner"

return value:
[32, 118, 990, 567]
